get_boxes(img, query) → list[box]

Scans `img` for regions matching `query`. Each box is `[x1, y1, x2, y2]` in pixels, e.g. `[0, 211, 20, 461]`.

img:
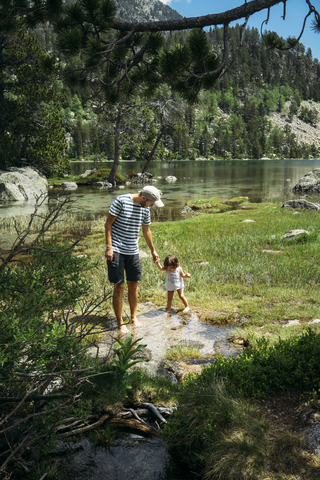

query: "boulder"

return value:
[281, 229, 309, 240]
[0, 167, 48, 202]
[293, 168, 320, 193]
[164, 176, 177, 182]
[61, 182, 78, 190]
[282, 199, 320, 210]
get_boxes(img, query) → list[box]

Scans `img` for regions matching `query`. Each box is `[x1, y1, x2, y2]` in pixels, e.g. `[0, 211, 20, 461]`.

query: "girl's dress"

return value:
[165, 267, 184, 291]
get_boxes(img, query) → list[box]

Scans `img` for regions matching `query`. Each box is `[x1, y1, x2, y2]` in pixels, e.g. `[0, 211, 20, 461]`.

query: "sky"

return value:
[159, 0, 320, 61]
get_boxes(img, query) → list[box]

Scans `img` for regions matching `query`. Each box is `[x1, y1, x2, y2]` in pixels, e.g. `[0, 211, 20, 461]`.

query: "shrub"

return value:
[0, 196, 112, 477]
[199, 328, 320, 396]
[86, 168, 126, 184]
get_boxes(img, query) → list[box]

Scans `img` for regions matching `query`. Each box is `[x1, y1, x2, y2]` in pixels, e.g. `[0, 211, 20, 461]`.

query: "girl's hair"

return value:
[164, 254, 179, 269]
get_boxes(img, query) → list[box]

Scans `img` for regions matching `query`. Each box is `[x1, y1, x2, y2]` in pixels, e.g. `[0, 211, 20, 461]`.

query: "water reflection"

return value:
[1, 159, 320, 220]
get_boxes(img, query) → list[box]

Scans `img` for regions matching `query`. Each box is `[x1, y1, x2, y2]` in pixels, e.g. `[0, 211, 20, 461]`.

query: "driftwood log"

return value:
[108, 418, 160, 438]
[57, 403, 174, 438]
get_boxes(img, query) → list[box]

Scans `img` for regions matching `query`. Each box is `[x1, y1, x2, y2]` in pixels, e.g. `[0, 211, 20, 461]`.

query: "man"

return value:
[105, 185, 164, 333]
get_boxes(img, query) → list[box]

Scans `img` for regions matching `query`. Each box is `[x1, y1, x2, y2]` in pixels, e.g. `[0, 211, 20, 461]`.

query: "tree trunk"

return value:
[142, 125, 166, 174]
[107, 104, 122, 185]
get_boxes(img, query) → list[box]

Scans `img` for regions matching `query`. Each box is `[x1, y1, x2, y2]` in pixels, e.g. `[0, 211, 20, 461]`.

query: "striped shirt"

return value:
[109, 194, 151, 255]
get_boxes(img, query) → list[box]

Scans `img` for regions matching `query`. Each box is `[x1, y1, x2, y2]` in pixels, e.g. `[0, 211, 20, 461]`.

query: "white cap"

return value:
[140, 185, 164, 207]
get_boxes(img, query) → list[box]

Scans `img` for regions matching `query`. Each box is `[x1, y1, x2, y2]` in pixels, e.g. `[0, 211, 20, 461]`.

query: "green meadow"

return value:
[135, 198, 320, 345]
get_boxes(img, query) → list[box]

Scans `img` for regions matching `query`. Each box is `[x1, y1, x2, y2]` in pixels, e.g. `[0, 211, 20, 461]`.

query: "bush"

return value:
[0, 196, 112, 477]
[199, 328, 320, 396]
[86, 168, 126, 184]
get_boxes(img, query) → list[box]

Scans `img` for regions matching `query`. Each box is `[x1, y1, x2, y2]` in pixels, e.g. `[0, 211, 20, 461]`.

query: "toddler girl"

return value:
[156, 254, 191, 314]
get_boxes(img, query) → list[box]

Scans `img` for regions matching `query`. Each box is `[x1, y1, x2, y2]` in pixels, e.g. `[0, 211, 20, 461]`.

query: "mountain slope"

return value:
[115, 0, 182, 22]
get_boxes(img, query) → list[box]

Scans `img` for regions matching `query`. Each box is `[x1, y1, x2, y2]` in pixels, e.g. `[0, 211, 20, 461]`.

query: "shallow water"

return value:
[2, 158, 320, 220]
[90, 302, 239, 379]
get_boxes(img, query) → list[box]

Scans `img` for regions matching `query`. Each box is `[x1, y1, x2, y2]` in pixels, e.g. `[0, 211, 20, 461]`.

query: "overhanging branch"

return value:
[112, 0, 284, 32]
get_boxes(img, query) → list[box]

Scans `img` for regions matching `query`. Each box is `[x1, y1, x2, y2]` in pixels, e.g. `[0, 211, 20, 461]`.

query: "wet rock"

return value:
[164, 176, 177, 182]
[61, 182, 78, 190]
[293, 168, 320, 193]
[56, 437, 170, 480]
[281, 229, 309, 240]
[181, 206, 194, 214]
[227, 336, 250, 347]
[282, 199, 320, 210]
[0, 167, 48, 202]
[92, 181, 113, 188]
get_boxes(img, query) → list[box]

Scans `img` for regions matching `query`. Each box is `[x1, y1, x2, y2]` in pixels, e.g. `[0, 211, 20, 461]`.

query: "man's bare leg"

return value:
[127, 280, 141, 327]
[113, 283, 129, 333]
[166, 290, 174, 314]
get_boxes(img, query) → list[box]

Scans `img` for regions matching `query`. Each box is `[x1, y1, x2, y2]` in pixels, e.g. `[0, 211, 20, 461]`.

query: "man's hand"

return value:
[151, 250, 159, 263]
[105, 247, 114, 261]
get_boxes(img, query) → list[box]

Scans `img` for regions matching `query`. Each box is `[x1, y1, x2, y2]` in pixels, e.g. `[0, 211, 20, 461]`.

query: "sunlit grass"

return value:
[3, 199, 320, 345]
[164, 344, 207, 361]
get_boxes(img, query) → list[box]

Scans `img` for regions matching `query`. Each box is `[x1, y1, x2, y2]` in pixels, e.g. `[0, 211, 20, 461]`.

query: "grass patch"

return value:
[165, 344, 206, 361]
[136, 199, 320, 341]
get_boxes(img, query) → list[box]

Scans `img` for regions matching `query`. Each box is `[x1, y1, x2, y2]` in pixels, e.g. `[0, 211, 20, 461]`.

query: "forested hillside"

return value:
[37, 23, 319, 164]
[2, 0, 320, 176]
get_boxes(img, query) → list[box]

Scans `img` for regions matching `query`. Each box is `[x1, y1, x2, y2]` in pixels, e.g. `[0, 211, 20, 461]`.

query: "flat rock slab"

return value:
[92, 304, 237, 378]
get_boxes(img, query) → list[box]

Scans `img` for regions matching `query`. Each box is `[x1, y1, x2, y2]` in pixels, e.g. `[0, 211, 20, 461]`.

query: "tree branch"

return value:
[112, 0, 284, 32]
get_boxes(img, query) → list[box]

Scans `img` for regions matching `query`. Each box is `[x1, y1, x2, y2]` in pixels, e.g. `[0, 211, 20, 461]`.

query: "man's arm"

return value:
[105, 213, 117, 261]
[142, 224, 159, 262]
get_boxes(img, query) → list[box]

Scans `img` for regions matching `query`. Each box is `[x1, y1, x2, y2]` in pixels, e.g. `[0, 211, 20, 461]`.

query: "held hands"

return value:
[152, 250, 159, 263]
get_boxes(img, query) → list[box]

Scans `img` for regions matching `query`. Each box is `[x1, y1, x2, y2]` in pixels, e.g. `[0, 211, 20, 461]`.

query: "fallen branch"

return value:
[139, 403, 167, 424]
[109, 418, 160, 438]
[59, 414, 110, 438]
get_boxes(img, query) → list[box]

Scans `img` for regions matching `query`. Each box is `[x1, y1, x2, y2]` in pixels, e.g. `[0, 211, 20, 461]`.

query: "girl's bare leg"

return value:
[177, 288, 190, 312]
[166, 290, 174, 314]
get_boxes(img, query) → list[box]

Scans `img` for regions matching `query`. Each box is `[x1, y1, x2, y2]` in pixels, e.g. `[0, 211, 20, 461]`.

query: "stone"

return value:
[181, 206, 194, 214]
[92, 181, 113, 188]
[309, 319, 320, 324]
[139, 251, 150, 259]
[0, 167, 48, 202]
[293, 168, 320, 193]
[164, 176, 177, 182]
[283, 319, 300, 327]
[241, 219, 255, 223]
[118, 185, 125, 189]
[282, 199, 320, 210]
[281, 229, 309, 240]
[61, 182, 78, 190]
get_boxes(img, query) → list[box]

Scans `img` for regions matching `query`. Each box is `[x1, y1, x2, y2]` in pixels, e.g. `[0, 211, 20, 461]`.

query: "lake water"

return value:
[1, 159, 320, 221]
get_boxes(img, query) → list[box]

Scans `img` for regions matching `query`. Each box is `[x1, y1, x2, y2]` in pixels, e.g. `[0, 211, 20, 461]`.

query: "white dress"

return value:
[165, 267, 184, 291]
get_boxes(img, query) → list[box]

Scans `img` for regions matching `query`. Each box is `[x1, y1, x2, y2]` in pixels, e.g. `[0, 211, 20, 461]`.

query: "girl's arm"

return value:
[180, 267, 191, 278]
[155, 259, 166, 271]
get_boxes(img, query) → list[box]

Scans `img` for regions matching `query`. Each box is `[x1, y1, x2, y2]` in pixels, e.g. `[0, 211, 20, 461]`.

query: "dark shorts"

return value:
[107, 252, 141, 284]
